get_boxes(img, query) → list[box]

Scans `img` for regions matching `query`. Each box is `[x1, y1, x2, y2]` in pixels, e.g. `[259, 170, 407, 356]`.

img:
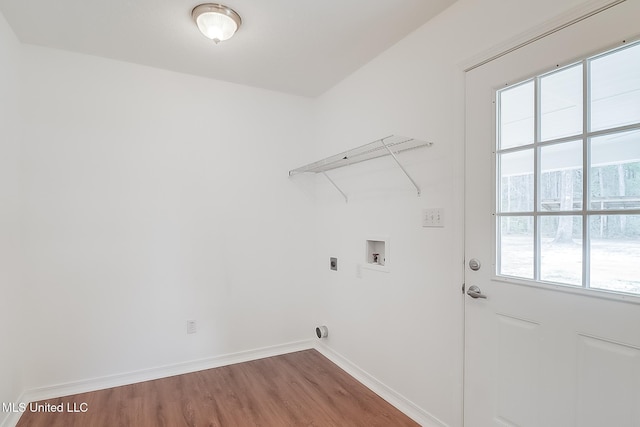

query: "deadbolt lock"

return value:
[469, 258, 481, 271]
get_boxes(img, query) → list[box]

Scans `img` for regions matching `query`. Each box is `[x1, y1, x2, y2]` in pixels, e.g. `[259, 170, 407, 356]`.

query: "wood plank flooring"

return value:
[16, 349, 419, 426]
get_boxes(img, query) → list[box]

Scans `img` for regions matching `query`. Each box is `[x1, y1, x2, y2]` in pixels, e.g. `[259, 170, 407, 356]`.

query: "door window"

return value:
[496, 40, 640, 296]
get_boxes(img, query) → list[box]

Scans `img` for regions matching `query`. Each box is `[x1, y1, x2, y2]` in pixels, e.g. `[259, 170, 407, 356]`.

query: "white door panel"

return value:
[464, 2, 640, 426]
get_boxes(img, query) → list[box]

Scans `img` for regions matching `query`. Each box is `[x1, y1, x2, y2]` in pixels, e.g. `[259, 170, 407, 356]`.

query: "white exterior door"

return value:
[464, 2, 640, 426]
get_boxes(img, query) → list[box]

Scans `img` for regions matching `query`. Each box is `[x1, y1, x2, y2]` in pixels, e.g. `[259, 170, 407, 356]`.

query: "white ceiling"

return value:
[0, 0, 456, 97]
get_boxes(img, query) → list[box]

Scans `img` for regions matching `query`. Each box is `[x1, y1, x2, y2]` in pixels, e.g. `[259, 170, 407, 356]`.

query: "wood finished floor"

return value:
[16, 349, 419, 427]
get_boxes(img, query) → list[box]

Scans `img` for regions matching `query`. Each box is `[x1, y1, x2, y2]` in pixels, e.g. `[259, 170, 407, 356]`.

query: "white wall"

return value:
[313, 0, 591, 425]
[1, 0, 604, 425]
[0, 9, 24, 412]
[18, 46, 318, 390]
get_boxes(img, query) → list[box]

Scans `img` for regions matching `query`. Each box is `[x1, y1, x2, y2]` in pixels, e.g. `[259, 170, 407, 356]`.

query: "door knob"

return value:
[467, 285, 487, 299]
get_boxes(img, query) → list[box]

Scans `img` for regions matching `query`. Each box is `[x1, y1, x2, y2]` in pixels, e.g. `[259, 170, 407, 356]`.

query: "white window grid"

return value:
[494, 40, 640, 293]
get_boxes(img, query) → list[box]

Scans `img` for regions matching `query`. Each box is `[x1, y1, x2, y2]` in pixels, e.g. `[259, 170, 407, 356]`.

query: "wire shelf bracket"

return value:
[289, 135, 434, 202]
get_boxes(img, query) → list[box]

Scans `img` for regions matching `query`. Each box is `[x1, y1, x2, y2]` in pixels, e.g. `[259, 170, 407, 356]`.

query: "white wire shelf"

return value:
[289, 135, 434, 201]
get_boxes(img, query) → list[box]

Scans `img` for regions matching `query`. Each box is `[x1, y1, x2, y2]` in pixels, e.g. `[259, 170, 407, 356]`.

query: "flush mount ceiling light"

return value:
[192, 3, 242, 44]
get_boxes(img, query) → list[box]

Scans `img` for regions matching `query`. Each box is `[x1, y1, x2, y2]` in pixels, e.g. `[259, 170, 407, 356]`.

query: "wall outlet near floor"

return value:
[422, 208, 444, 227]
[187, 320, 197, 334]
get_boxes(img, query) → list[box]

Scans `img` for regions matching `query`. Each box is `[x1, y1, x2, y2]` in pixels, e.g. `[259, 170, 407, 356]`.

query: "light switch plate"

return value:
[422, 208, 444, 227]
[187, 320, 197, 334]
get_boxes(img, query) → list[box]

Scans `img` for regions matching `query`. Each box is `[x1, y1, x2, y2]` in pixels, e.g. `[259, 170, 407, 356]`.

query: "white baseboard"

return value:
[313, 341, 449, 427]
[0, 393, 25, 427]
[2, 340, 445, 427]
[1, 340, 314, 427]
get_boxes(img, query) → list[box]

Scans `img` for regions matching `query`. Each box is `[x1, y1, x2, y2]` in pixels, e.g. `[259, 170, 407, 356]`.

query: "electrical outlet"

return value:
[187, 320, 197, 334]
[422, 208, 444, 227]
[330, 257, 338, 271]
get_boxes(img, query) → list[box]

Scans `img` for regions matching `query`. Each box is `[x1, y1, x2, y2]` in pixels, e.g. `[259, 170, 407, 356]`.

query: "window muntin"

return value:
[540, 64, 583, 141]
[499, 150, 534, 213]
[540, 140, 583, 211]
[539, 215, 583, 286]
[590, 42, 640, 132]
[589, 130, 640, 211]
[589, 215, 640, 294]
[496, 40, 640, 296]
[498, 216, 534, 279]
[499, 80, 535, 149]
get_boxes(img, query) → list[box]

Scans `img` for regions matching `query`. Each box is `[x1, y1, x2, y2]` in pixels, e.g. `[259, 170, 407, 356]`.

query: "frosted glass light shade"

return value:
[192, 4, 241, 43]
